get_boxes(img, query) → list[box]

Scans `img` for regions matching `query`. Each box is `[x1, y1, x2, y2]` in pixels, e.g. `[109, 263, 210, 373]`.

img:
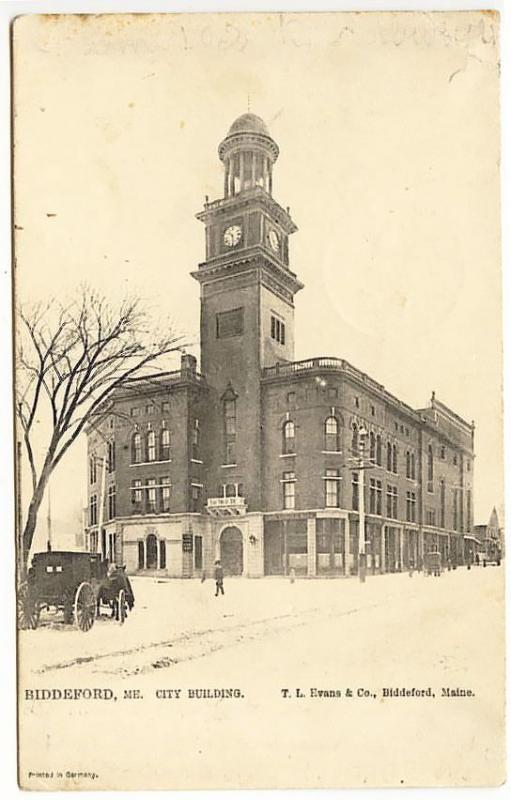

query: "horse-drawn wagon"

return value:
[17, 550, 134, 632]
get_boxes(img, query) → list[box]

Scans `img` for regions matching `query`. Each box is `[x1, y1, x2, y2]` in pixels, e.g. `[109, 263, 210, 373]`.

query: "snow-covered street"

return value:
[21, 565, 502, 681]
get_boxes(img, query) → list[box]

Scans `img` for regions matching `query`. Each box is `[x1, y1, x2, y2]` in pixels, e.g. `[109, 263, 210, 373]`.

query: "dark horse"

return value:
[97, 566, 135, 621]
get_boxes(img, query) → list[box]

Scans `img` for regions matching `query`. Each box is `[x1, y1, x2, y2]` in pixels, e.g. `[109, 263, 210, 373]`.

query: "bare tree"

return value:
[16, 286, 186, 574]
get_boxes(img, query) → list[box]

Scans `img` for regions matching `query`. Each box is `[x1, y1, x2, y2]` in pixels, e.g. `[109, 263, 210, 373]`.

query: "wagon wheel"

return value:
[117, 589, 126, 625]
[74, 582, 96, 632]
[17, 582, 39, 630]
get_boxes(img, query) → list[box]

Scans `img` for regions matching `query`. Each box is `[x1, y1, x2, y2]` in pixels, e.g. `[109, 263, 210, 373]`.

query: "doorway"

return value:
[220, 526, 243, 576]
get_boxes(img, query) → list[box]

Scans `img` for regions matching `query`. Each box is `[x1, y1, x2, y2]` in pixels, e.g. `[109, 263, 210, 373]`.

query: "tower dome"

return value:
[228, 113, 270, 136]
[218, 112, 279, 198]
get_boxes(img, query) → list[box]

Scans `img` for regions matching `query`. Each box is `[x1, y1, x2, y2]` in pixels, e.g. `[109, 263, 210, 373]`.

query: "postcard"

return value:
[13, 11, 504, 789]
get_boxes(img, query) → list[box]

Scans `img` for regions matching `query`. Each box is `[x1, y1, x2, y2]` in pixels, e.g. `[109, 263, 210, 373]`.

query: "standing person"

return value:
[214, 559, 224, 597]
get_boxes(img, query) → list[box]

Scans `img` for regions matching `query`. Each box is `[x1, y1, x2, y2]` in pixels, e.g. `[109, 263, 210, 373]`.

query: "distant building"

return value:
[85, 113, 475, 578]
[474, 507, 503, 563]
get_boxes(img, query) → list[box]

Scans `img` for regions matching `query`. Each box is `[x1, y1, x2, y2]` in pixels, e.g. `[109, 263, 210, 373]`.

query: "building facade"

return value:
[85, 112, 475, 578]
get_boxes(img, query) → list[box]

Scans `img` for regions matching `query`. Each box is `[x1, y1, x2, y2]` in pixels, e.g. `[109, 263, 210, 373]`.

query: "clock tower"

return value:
[192, 113, 303, 511]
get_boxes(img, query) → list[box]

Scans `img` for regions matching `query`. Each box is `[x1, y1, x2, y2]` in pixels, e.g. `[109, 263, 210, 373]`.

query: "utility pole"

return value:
[357, 427, 368, 583]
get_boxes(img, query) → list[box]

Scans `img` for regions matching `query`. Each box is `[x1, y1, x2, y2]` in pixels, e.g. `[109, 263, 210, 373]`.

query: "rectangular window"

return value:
[466, 489, 471, 532]
[107, 441, 116, 473]
[224, 396, 237, 464]
[107, 484, 116, 520]
[89, 456, 97, 485]
[161, 427, 171, 460]
[194, 536, 203, 570]
[132, 479, 142, 512]
[453, 488, 458, 531]
[147, 479, 157, 514]
[191, 485, 202, 513]
[426, 508, 436, 526]
[216, 307, 244, 338]
[225, 441, 236, 465]
[146, 404, 155, 415]
[130, 407, 139, 417]
[386, 485, 398, 519]
[440, 479, 446, 528]
[224, 399, 236, 435]
[369, 478, 382, 515]
[376, 480, 382, 515]
[406, 491, 416, 523]
[282, 472, 296, 510]
[161, 477, 171, 513]
[351, 472, 359, 511]
[162, 401, 170, 413]
[89, 494, 97, 526]
[370, 478, 377, 514]
[159, 540, 166, 569]
[147, 431, 156, 462]
[192, 418, 200, 460]
[325, 469, 340, 508]
[270, 314, 286, 345]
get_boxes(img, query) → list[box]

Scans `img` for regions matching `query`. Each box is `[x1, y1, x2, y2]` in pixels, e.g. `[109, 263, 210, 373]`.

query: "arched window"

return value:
[376, 434, 382, 466]
[147, 430, 156, 462]
[132, 432, 142, 464]
[324, 416, 339, 451]
[392, 444, 398, 474]
[369, 431, 376, 462]
[226, 483, 236, 497]
[283, 420, 295, 454]
[161, 428, 170, 460]
[386, 442, 392, 472]
[351, 423, 359, 454]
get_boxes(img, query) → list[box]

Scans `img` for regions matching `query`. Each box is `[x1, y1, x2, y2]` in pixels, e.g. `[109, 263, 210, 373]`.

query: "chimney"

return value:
[181, 353, 197, 377]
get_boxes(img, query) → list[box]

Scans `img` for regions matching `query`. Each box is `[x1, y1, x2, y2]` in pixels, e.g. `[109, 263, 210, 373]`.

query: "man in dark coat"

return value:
[214, 560, 224, 596]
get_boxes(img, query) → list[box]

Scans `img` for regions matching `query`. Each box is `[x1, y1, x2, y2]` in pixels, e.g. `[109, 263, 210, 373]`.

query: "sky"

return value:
[13, 11, 503, 550]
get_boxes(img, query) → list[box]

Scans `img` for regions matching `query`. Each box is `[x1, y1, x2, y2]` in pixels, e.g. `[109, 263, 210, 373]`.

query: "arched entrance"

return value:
[220, 526, 243, 576]
[146, 533, 158, 569]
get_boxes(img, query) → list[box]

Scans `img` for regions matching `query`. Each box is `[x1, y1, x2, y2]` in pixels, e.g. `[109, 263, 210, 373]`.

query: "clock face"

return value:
[223, 224, 242, 247]
[268, 229, 280, 253]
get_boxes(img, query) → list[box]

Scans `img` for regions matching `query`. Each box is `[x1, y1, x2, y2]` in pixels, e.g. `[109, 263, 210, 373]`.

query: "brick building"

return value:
[85, 112, 475, 578]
